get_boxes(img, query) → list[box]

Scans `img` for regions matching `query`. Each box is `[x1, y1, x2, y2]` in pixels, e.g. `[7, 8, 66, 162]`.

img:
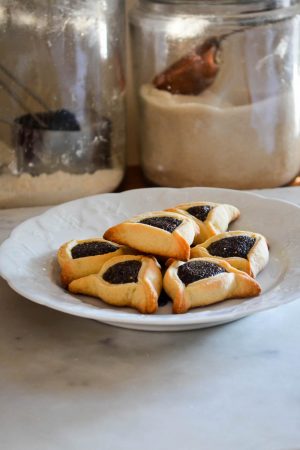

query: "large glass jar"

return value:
[0, 0, 125, 208]
[130, 0, 300, 189]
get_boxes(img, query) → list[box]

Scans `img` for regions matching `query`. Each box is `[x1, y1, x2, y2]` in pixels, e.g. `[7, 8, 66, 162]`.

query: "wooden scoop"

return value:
[153, 38, 221, 96]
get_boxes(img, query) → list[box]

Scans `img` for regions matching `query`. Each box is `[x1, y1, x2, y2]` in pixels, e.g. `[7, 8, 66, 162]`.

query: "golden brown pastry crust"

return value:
[68, 255, 162, 314]
[57, 237, 133, 286]
[103, 211, 198, 261]
[167, 201, 240, 244]
[163, 257, 261, 314]
[190, 230, 269, 277]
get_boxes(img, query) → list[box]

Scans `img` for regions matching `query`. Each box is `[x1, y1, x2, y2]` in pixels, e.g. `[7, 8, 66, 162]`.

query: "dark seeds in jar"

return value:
[187, 205, 213, 222]
[72, 241, 119, 259]
[139, 216, 182, 233]
[207, 236, 256, 259]
[103, 260, 142, 284]
[178, 260, 226, 286]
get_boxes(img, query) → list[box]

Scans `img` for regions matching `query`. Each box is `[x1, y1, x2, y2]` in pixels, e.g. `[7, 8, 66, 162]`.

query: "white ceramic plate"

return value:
[0, 187, 300, 331]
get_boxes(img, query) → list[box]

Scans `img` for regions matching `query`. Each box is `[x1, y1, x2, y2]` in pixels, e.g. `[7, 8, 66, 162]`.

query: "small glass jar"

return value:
[0, 0, 125, 208]
[130, 0, 300, 189]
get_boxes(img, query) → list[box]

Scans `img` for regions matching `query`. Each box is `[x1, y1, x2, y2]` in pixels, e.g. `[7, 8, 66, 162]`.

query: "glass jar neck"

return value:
[141, 0, 300, 14]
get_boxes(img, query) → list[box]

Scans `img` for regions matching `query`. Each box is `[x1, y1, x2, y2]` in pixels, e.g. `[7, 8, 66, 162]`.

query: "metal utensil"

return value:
[0, 64, 112, 175]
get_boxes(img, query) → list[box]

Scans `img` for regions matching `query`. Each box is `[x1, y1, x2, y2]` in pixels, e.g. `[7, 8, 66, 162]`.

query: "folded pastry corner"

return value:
[190, 230, 269, 277]
[57, 237, 134, 286]
[167, 201, 240, 244]
[68, 254, 163, 314]
[163, 257, 261, 314]
[103, 211, 198, 261]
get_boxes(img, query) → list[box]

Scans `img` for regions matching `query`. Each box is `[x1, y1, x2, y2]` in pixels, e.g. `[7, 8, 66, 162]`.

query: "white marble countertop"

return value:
[1, 188, 300, 450]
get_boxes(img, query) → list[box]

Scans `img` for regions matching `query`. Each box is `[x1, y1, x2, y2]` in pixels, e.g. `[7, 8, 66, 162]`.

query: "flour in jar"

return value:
[0, 168, 123, 208]
[140, 29, 300, 189]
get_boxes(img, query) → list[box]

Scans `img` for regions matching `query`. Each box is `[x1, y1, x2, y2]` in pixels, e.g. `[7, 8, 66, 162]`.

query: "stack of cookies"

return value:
[57, 201, 269, 314]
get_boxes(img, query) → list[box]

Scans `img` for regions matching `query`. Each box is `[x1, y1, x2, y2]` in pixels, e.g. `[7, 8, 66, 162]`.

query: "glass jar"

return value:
[130, 0, 300, 189]
[0, 0, 125, 208]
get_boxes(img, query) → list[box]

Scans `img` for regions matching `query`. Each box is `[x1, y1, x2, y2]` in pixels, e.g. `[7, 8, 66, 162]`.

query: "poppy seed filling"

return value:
[139, 216, 182, 233]
[71, 241, 119, 259]
[178, 260, 226, 286]
[187, 205, 213, 221]
[207, 236, 256, 259]
[103, 260, 142, 284]
[158, 290, 171, 307]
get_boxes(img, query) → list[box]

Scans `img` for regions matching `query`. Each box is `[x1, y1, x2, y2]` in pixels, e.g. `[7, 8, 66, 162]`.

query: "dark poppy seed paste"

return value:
[178, 260, 226, 285]
[139, 216, 182, 233]
[71, 241, 119, 259]
[158, 290, 171, 307]
[103, 260, 142, 284]
[187, 205, 213, 222]
[207, 236, 256, 259]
